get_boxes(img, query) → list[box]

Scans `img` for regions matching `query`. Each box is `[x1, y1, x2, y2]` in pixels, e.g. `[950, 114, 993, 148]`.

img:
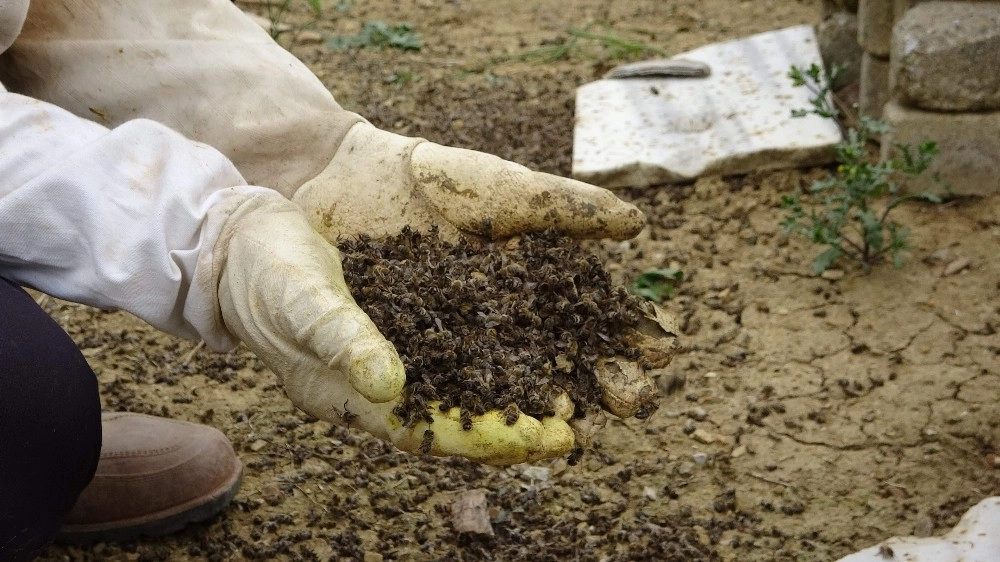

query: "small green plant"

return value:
[264, 0, 324, 47]
[328, 21, 422, 51]
[781, 63, 943, 274]
[469, 25, 667, 71]
[629, 268, 684, 303]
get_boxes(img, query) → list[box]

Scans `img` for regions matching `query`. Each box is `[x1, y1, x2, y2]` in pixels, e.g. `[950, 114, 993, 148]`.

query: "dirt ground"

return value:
[38, 0, 1000, 560]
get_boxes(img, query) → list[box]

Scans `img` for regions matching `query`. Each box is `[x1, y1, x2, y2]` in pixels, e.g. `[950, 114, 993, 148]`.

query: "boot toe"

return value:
[58, 412, 243, 542]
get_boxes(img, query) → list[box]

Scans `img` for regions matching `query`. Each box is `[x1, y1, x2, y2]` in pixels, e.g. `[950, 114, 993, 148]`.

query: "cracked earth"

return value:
[36, 1, 1000, 560]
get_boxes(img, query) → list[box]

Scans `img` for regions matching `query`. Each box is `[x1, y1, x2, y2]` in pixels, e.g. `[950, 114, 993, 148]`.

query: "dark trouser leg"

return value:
[0, 278, 101, 561]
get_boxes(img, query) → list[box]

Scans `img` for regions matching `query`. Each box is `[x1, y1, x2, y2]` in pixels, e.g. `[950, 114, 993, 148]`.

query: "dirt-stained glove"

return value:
[216, 192, 574, 464]
[292, 122, 645, 242]
[835, 496, 1000, 562]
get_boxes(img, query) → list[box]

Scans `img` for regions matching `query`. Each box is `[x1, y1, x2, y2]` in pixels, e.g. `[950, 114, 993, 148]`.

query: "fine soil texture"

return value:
[38, 1, 1000, 561]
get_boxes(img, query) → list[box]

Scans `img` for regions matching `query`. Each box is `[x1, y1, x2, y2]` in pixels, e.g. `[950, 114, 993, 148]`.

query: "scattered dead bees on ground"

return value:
[339, 226, 677, 435]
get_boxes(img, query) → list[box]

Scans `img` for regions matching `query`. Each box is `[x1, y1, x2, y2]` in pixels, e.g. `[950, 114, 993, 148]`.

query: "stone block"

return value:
[891, 1, 1000, 111]
[819, 13, 863, 89]
[858, 0, 893, 56]
[882, 101, 1000, 196]
[572, 26, 841, 188]
[859, 52, 890, 119]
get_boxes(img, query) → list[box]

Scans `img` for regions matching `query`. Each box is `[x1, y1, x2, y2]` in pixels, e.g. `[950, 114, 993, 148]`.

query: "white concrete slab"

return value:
[572, 25, 843, 189]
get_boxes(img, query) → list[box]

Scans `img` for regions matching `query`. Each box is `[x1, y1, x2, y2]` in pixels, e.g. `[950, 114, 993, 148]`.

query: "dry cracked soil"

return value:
[38, 1, 999, 561]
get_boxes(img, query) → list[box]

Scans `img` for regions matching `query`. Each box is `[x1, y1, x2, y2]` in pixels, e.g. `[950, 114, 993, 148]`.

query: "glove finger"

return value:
[297, 263, 406, 404]
[395, 405, 575, 466]
[594, 357, 658, 418]
[596, 304, 681, 417]
[411, 143, 645, 240]
[221, 200, 405, 404]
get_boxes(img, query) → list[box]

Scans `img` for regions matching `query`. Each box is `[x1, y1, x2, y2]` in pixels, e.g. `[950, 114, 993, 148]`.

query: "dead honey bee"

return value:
[460, 408, 473, 431]
[420, 429, 434, 454]
[502, 403, 520, 426]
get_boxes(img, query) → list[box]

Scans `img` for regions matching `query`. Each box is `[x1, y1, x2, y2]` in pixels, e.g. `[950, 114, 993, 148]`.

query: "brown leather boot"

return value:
[56, 412, 243, 543]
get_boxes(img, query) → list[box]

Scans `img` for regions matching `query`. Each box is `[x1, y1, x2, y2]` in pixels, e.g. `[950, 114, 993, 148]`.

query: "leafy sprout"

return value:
[629, 268, 684, 303]
[329, 21, 423, 51]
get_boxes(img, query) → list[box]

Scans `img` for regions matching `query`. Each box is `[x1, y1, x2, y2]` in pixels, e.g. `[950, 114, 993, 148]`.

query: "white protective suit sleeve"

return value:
[0, 0, 361, 197]
[0, 0, 270, 348]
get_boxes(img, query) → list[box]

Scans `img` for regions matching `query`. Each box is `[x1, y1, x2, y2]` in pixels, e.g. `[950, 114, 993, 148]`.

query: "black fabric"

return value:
[0, 278, 101, 561]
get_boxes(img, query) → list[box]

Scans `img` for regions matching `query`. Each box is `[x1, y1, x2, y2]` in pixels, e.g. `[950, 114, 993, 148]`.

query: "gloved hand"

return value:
[289, 122, 675, 446]
[216, 192, 574, 464]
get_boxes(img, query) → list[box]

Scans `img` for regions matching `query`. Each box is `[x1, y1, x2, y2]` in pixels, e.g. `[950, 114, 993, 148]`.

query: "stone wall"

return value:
[818, 0, 1000, 196]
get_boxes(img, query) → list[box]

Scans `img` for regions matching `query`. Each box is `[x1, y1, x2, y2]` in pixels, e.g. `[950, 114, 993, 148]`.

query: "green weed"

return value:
[329, 21, 422, 51]
[781, 64, 944, 274]
[629, 268, 684, 303]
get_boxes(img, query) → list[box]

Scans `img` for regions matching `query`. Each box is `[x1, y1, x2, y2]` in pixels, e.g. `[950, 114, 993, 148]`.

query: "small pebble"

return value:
[692, 452, 709, 466]
[643, 486, 658, 500]
[943, 257, 970, 276]
[519, 466, 551, 483]
[820, 269, 844, 280]
[731, 444, 747, 458]
[249, 439, 268, 452]
[297, 30, 324, 44]
[677, 462, 695, 477]
[688, 407, 708, 421]
[692, 428, 715, 444]
[683, 419, 696, 434]
[260, 483, 285, 506]
[452, 489, 494, 536]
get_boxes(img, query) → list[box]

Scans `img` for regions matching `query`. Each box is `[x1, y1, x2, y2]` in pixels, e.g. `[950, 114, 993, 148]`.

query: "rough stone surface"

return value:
[891, 1, 1000, 111]
[819, 13, 863, 89]
[859, 52, 890, 118]
[823, 0, 860, 18]
[858, 0, 894, 56]
[572, 25, 841, 189]
[882, 100, 1000, 196]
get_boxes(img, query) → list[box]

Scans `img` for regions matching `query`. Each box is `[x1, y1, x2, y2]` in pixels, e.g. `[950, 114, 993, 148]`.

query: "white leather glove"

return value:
[216, 193, 575, 464]
[835, 496, 1000, 562]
